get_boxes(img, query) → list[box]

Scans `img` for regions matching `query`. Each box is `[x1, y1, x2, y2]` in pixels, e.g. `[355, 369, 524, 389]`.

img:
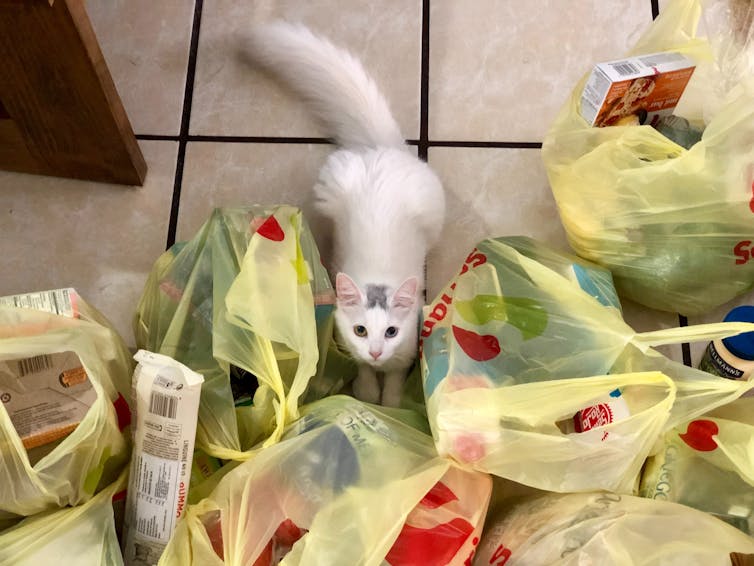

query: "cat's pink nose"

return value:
[369, 350, 382, 360]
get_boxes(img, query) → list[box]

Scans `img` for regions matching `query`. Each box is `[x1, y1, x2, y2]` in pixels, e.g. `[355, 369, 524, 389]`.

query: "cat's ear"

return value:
[391, 277, 419, 310]
[335, 272, 363, 307]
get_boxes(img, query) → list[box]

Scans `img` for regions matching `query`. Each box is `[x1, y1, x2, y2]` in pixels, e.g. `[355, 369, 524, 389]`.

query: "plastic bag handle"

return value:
[633, 321, 754, 350]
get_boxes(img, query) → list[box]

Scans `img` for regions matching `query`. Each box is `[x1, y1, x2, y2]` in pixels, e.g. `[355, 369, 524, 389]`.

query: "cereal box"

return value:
[580, 51, 696, 127]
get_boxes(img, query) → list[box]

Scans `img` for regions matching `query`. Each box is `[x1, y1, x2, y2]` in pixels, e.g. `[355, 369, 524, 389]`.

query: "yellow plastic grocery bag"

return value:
[640, 395, 754, 534]
[474, 492, 754, 565]
[134, 206, 336, 463]
[542, 0, 754, 314]
[421, 237, 754, 493]
[0, 471, 127, 566]
[0, 288, 132, 520]
[159, 396, 492, 566]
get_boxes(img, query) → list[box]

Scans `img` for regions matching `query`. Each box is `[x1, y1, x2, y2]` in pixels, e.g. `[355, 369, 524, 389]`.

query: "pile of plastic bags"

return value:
[3, 0, 754, 563]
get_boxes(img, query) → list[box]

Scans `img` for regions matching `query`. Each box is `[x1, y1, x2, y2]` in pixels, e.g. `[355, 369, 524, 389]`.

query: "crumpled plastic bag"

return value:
[474, 491, 754, 565]
[421, 237, 754, 493]
[0, 471, 127, 566]
[134, 206, 337, 463]
[158, 396, 492, 566]
[0, 288, 132, 520]
[640, 395, 754, 534]
[542, 0, 754, 314]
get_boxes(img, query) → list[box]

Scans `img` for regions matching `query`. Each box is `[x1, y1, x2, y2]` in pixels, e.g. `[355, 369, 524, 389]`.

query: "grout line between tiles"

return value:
[166, 0, 204, 250]
[429, 141, 542, 149]
[418, 0, 430, 161]
[137, 134, 542, 150]
[678, 314, 693, 366]
[651, 0, 659, 19]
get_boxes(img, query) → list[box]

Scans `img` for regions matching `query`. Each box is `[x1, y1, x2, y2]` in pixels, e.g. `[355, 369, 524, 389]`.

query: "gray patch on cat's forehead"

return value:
[365, 284, 389, 310]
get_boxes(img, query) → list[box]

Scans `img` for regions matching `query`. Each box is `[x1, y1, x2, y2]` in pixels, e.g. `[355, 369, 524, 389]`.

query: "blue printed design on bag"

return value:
[422, 327, 449, 398]
[572, 264, 621, 309]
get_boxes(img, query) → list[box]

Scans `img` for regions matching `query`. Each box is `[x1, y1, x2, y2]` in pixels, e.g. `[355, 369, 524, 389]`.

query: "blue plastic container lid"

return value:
[721, 306, 754, 361]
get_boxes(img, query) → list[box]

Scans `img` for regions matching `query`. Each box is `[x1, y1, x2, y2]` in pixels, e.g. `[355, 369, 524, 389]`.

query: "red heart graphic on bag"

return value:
[452, 326, 501, 362]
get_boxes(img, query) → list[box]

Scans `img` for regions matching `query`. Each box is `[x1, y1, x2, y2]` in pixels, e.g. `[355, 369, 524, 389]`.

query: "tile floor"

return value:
[2, 0, 750, 367]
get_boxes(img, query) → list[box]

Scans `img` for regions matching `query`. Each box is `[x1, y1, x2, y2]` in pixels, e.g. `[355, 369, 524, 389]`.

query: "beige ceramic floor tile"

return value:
[429, 0, 652, 141]
[87, 0, 194, 135]
[177, 141, 333, 253]
[425, 146, 570, 299]
[0, 141, 177, 347]
[191, 0, 421, 139]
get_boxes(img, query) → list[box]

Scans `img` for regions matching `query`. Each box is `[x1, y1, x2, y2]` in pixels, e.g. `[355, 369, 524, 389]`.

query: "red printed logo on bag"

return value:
[574, 403, 614, 432]
[679, 419, 719, 452]
[386, 481, 476, 566]
[488, 544, 512, 565]
[256, 216, 285, 242]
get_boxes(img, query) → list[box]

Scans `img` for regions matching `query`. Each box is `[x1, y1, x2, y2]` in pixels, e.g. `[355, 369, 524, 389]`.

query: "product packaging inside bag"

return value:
[122, 351, 204, 566]
[542, 0, 754, 315]
[474, 492, 754, 566]
[158, 396, 492, 566]
[421, 237, 754, 493]
[134, 206, 338, 472]
[0, 288, 132, 523]
[640, 395, 754, 535]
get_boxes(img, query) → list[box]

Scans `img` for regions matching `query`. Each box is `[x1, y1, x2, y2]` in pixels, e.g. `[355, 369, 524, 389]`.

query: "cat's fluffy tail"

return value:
[244, 22, 405, 149]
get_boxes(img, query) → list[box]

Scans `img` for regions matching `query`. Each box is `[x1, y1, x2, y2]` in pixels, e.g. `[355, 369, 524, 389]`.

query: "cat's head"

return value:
[334, 272, 420, 368]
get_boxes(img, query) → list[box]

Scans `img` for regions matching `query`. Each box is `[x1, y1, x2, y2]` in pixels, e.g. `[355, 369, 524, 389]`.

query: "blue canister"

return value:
[698, 306, 754, 380]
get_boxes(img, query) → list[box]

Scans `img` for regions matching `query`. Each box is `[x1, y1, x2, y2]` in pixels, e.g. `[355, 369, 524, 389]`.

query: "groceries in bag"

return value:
[542, 0, 754, 314]
[421, 237, 754, 493]
[122, 351, 204, 566]
[134, 206, 336, 464]
[640, 396, 754, 535]
[0, 288, 132, 520]
[159, 396, 492, 566]
[474, 491, 754, 565]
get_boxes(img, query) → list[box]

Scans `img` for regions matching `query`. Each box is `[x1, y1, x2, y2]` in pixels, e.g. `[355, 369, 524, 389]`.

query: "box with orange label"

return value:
[580, 51, 696, 127]
[0, 350, 95, 458]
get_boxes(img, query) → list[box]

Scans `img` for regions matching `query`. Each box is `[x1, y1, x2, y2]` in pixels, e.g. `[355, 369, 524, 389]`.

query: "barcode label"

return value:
[149, 391, 178, 419]
[610, 62, 640, 76]
[17, 354, 53, 377]
[0, 288, 77, 318]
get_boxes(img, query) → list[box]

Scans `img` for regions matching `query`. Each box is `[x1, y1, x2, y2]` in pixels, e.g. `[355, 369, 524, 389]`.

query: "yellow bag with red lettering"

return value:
[159, 396, 492, 566]
[474, 492, 754, 565]
[420, 237, 754, 493]
[541, 0, 754, 314]
[640, 396, 754, 534]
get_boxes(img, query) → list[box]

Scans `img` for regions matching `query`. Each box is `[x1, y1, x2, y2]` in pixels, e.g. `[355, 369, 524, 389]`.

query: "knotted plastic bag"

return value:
[542, 0, 754, 314]
[134, 206, 336, 464]
[158, 396, 492, 566]
[0, 471, 127, 566]
[0, 289, 132, 520]
[640, 395, 754, 534]
[421, 237, 754, 493]
[474, 491, 754, 565]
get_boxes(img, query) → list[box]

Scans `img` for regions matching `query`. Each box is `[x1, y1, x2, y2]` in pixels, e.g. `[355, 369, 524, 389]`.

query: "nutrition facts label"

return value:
[132, 452, 180, 541]
[0, 288, 78, 318]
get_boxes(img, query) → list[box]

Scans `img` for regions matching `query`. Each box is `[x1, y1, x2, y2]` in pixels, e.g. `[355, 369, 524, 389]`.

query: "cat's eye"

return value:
[353, 325, 368, 337]
[385, 326, 398, 338]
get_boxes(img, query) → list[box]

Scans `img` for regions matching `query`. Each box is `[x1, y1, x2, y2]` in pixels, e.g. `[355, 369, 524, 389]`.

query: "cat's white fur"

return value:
[245, 22, 445, 406]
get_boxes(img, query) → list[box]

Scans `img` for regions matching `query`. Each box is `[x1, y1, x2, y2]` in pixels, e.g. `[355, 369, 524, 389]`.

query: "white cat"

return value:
[245, 22, 445, 407]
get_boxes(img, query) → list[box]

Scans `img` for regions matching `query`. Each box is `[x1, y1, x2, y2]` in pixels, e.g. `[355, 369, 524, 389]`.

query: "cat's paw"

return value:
[352, 373, 380, 404]
[381, 389, 402, 408]
[381, 371, 404, 408]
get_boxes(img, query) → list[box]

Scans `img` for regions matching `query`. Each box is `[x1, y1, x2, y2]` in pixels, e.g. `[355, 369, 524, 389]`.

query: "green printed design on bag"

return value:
[454, 295, 548, 340]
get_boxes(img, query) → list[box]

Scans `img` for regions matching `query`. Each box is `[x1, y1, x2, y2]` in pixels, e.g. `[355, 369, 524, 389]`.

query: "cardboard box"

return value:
[0, 350, 95, 453]
[580, 51, 696, 127]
